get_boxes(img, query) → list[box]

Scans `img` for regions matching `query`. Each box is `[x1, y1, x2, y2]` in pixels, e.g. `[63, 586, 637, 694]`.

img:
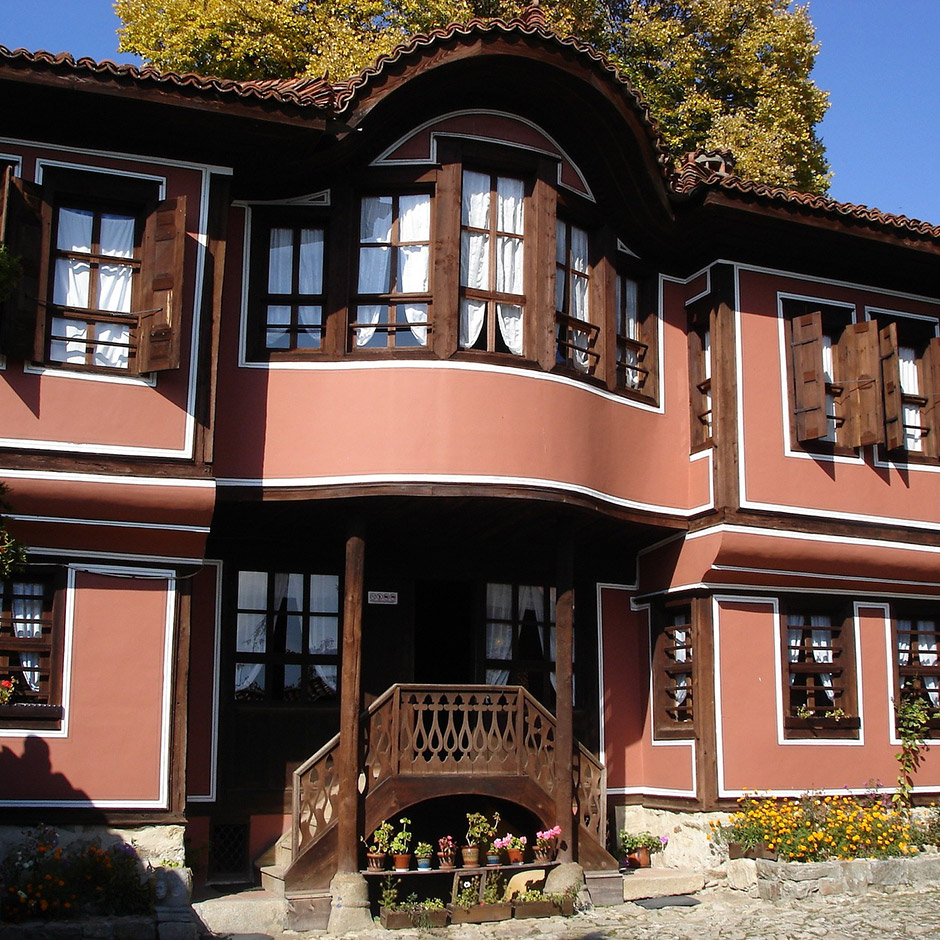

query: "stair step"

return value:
[584, 869, 625, 906]
[192, 889, 288, 937]
[260, 864, 287, 897]
[621, 868, 705, 902]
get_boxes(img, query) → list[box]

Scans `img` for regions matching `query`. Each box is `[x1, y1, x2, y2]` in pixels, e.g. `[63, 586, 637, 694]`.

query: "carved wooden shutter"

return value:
[0, 170, 46, 360]
[841, 320, 883, 447]
[137, 196, 186, 372]
[924, 335, 940, 458]
[791, 310, 828, 441]
[880, 322, 904, 451]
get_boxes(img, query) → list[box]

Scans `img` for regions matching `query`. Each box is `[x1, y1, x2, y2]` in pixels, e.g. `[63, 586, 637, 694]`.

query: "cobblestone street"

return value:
[321, 887, 940, 940]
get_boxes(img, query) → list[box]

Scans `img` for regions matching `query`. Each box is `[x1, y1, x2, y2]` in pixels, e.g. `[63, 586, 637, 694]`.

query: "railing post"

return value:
[515, 689, 525, 775]
[554, 526, 575, 862]
[336, 521, 365, 874]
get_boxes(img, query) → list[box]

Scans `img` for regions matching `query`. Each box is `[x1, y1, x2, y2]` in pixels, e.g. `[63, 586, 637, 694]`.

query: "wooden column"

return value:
[336, 523, 365, 873]
[554, 530, 575, 862]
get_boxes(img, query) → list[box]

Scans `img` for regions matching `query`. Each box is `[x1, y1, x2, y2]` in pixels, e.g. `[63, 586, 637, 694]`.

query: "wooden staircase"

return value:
[260, 684, 616, 921]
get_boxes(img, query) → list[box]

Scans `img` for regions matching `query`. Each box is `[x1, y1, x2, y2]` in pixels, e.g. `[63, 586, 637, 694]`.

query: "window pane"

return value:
[310, 574, 339, 613]
[284, 573, 304, 611]
[486, 583, 513, 620]
[238, 571, 268, 609]
[397, 304, 428, 347]
[570, 226, 588, 273]
[57, 207, 93, 252]
[309, 615, 338, 654]
[266, 305, 291, 349]
[285, 614, 303, 653]
[460, 231, 489, 290]
[98, 263, 133, 313]
[556, 219, 566, 265]
[297, 306, 322, 349]
[54, 258, 89, 308]
[298, 228, 324, 294]
[355, 305, 386, 347]
[358, 246, 391, 293]
[361, 196, 393, 243]
[496, 236, 523, 294]
[267, 228, 293, 293]
[496, 177, 524, 235]
[93, 321, 130, 369]
[496, 304, 523, 355]
[284, 664, 303, 700]
[311, 665, 337, 699]
[462, 171, 490, 228]
[235, 663, 265, 699]
[399, 194, 431, 241]
[398, 245, 429, 293]
[50, 317, 87, 363]
[486, 622, 513, 660]
[237, 613, 267, 653]
[459, 298, 486, 348]
[100, 213, 135, 258]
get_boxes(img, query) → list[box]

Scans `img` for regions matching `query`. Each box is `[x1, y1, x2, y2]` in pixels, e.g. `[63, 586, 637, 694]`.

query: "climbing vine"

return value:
[893, 693, 931, 809]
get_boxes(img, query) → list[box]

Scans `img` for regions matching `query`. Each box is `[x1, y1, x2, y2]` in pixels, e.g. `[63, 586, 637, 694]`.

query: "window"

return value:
[0, 572, 63, 725]
[555, 220, 597, 373]
[261, 223, 325, 352]
[352, 193, 431, 349]
[877, 315, 940, 457]
[234, 570, 340, 703]
[483, 582, 559, 708]
[893, 608, 940, 727]
[781, 603, 859, 737]
[785, 301, 880, 451]
[651, 604, 694, 737]
[1, 168, 186, 374]
[616, 274, 646, 391]
[459, 171, 525, 355]
[688, 301, 713, 447]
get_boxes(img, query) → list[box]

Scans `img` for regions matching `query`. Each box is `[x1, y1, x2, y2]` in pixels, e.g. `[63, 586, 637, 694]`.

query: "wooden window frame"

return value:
[1, 166, 186, 374]
[688, 299, 713, 449]
[350, 190, 434, 353]
[232, 569, 341, 706]
[0, 568, 65, 730]
[651, 602, 694, 739]
[246, 209, 327, 362]
[611, 261, 658, 405]
[554, 218, 599, 375]
[892, 604, 940, 731]
[780, 599, 860, 739]
[876, 314, 940, 461]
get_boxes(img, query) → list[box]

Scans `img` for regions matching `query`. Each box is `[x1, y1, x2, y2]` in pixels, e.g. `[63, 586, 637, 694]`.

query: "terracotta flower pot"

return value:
[438, 852, 456, 869]
[506, 847, 524, 865]
[366, 852, 386, 871]
[460, 845, 480, 868]
[626, 846, 651, 868]
[392, 853, 412, 871]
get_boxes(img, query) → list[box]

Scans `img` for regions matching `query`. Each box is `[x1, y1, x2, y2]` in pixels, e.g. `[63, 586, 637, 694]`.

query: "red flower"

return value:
[0, 680, 11, 689]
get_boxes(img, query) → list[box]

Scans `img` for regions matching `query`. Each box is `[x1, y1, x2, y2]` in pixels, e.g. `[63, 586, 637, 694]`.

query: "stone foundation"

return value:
[0, 824, 186, 866]
[611, 805, 727, 868]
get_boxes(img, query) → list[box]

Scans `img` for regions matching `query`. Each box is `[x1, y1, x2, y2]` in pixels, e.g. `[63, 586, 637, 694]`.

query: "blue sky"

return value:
[1, 0, 938, 226]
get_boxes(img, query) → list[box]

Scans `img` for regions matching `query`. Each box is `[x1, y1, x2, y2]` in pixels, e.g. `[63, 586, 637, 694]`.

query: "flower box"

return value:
[512, 899, 571, 919]
[447, 902, 512, 924]
[380, 907, 449, 929]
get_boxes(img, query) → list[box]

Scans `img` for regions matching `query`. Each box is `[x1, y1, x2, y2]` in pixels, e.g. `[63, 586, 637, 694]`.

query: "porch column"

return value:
[554, 531, 575, 862]
[336, 523, 365, 873]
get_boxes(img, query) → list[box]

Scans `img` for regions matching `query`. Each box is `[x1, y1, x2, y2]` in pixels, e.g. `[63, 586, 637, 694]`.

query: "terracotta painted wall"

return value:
[737, 267, 940, 528]
[714, 598, 940, 796]
[186, 564, 220, 801]
[600, 586, 695, 796]
[0, 568, 174, 807]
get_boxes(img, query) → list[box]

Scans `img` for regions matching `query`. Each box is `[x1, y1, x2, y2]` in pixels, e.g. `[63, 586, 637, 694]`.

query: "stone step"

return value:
[260, 864, 287, 897]
[192, 889, 289, 937]
[621, 868, 705, 902]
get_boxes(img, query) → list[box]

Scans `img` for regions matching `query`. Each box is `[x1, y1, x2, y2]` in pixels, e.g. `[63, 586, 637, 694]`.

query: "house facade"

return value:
[2, 8, 940, 917]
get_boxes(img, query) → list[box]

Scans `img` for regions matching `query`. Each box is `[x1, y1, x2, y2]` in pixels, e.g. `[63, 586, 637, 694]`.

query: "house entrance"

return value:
[413, 580, 476, 684]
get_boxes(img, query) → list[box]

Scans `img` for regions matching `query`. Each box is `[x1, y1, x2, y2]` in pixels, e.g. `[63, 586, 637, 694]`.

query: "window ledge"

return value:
[0, 703, 64, 728]
[783, 715, 860, 739]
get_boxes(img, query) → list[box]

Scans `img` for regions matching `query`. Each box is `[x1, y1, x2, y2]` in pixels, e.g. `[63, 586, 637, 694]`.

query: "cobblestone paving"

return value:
[316, 887, 940, 940]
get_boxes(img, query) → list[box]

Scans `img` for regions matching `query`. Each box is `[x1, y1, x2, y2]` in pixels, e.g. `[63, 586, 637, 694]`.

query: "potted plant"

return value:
[364, 820, 393, 871]
[447, 873, 512, 924]
[389, 817, 413, 870]
[493, 833, 527, 864]
[414, 841, 433, 870]
[510, 887, 557, 919]
[463, 811, 500, 867]
[533, 825, 561, 861]
[618, 831, 667, 869]
[437, 834, 457, 869]
[379, 877, 449, 930]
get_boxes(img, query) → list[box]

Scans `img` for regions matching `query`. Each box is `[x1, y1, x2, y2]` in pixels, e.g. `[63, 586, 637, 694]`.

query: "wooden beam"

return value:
[336, 522, 365, 873]
[554, 528, 575, 862]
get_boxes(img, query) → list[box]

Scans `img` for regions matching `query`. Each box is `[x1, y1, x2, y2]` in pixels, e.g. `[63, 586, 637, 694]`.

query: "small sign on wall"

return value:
[368, 591, 399, 606]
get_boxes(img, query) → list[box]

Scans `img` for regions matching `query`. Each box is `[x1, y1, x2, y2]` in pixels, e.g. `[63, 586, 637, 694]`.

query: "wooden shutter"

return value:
[791, 310, 828, 441]
[841, 320, 883, 447]
[0, 170, 46, 360]
[137, 196, 186, 372]
[923, 335, 940, 459]
[880, 322, 904, 451]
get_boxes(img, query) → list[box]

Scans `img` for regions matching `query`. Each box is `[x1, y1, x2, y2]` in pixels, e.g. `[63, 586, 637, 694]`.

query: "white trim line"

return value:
[7, 513, 210, 534]
[216, 471, 707, 517]
[0, 468, 215, 488]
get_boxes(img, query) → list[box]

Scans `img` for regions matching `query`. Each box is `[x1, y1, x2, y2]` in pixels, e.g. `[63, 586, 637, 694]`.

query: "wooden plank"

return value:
[692, 595, 719, 809]
[170, 574, 192, 816]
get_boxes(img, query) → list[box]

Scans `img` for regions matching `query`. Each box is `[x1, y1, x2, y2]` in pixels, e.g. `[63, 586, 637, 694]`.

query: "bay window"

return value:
[459, 170, 526, 355]
[352, 193, 431, 349]
[262, 224, 325, 351]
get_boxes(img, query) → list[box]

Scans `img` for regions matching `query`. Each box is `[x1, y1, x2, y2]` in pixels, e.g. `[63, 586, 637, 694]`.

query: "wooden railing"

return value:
[291, 684, 605, 859]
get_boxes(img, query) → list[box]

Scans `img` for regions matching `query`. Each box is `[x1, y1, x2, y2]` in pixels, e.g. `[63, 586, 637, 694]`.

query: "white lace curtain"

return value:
[787, 613, 834, 702]
[13, 582, 44, 692]
[898, 618, 939, 706]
